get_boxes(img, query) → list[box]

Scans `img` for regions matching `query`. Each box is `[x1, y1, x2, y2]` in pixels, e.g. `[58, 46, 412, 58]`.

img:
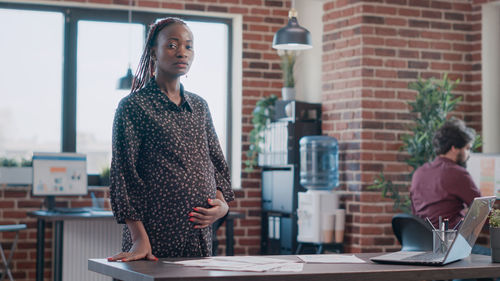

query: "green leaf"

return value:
[243, 95, 277, 171]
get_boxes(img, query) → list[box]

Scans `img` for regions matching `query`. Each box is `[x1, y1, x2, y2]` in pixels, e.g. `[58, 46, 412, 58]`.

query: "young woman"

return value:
[108, 17, 234, 261]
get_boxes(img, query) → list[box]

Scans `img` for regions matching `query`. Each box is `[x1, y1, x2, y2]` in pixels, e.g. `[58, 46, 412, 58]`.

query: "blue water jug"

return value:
[299, 136, 339, 190]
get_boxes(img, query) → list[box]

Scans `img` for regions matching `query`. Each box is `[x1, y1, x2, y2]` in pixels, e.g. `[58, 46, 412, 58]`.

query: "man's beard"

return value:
[456, 151, 469, 168]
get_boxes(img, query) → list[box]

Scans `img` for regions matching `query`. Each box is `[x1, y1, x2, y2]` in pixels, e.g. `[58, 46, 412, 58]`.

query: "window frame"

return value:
[0, 2, 234, 175]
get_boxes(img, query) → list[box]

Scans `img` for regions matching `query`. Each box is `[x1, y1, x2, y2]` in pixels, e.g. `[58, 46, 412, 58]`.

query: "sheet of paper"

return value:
[269, 262, 304, 272]
[165, 256, 303, 272]
[212, 256, 294, 264]
[297, 254, 366, 263]
[201, 263, 288, 272]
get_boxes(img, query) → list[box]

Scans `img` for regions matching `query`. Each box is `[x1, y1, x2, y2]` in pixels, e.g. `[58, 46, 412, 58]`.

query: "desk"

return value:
[29, 210, 244, 281]
[89, 253, 500, 281]
[27, 210, 116, 281]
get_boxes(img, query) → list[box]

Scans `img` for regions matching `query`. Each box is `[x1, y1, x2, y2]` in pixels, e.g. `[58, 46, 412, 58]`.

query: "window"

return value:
[0, 8, 63, 162]
[76, 20, 145, 174]
[0, 3, 236, 182]
[181, 21, 229, 155]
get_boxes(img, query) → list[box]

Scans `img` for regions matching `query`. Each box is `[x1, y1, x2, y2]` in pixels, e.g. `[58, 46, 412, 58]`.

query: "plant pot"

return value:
[490, 226, 500, 262]
[0, 167, 32, 185]
[100, 176, 110, 186]
[281, 87, 296, 101]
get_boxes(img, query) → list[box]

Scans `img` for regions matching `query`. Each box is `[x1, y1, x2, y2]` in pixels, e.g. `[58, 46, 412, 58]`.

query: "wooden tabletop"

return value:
[89, 253, 500, 281]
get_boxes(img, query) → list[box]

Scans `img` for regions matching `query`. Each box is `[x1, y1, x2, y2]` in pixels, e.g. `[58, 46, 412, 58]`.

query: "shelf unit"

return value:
[259, 101, 322, 255]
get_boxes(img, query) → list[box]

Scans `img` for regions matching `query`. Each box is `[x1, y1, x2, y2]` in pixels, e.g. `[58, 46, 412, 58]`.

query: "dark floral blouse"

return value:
[110, 78, 235, 258]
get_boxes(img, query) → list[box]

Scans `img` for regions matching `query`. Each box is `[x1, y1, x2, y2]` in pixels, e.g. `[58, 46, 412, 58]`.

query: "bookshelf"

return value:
[259, 100, 322, 254]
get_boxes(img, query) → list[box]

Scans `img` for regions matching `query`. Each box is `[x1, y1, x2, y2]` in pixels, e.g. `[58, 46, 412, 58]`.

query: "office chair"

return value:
[392, 213, 433, 251]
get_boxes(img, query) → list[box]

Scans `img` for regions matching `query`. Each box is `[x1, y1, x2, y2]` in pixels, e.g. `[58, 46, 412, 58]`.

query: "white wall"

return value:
[295, 0, 324, 103]
[482, 3, 500, 153]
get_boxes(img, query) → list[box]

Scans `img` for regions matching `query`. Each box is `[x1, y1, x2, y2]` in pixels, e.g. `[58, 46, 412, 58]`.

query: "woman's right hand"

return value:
[107, 236, 157, 262]
[107, 219, 158, 262]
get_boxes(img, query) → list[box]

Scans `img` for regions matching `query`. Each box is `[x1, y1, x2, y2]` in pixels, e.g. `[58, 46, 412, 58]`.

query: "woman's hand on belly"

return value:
[189, 191, 229, 229]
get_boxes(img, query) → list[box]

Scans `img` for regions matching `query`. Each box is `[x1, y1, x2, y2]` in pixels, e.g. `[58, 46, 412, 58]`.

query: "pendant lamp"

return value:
[117, 0, 134, 90]
[117, 66, 134, 90]
[272, 4, 312, 50]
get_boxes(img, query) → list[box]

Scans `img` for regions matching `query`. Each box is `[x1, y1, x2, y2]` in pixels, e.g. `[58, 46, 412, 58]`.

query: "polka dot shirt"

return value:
[110, 78, 235, 258]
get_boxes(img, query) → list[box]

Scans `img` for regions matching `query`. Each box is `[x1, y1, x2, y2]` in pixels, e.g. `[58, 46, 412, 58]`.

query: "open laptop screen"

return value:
[443, 196, 496, 264]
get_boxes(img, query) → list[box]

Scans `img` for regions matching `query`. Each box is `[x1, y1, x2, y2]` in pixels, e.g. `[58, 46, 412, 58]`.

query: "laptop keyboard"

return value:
[402, 252, 445, 262]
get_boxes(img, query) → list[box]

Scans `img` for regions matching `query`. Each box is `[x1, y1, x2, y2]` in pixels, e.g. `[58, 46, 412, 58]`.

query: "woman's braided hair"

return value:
[131, 17, 187, 93]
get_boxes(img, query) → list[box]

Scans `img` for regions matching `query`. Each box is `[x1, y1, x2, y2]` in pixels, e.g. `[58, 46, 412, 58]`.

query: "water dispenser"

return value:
[297, 136, 344, 244]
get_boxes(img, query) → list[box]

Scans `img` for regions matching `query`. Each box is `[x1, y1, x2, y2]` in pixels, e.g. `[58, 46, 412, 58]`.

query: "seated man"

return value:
[410, 119, 480, 230]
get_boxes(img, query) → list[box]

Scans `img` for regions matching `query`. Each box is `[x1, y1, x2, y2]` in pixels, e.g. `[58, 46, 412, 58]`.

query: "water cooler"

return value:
[297, 136, 343, 244]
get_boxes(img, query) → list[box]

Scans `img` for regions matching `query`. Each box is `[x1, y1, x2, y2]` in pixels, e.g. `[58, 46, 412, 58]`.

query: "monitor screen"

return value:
[32, 152, 87, 196]
[467, 153, 500, 198]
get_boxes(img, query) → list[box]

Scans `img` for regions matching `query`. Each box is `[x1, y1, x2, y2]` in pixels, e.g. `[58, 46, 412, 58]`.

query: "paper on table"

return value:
[297, 254, 366, 263]
[212, 256, 294, 264]
[165, 256, 303, 272]
[268, 262, 304, 272]
[201, 262, 294, 272]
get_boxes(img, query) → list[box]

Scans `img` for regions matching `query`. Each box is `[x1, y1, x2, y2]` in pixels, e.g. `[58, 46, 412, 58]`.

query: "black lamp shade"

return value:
[272, 17, 312, 50]
[117, 67, 134, 90]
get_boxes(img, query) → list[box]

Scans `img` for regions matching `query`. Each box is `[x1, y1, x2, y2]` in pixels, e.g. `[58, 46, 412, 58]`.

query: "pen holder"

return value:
[433, 229, 457, 254]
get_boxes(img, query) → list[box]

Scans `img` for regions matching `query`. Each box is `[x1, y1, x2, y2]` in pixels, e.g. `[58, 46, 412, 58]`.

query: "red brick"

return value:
[239, 200, 261, 208]
[360, 226, 384, 235]
[238, 238, 260, 246]
[399, 8, 420, 17]
[443, 53, 463, 61]
[3, 191, 28, 198]
[431, 62, 451, 70]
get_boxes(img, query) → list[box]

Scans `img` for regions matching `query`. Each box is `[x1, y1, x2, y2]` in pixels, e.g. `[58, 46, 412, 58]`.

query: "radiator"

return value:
[62, 219, 122, 281]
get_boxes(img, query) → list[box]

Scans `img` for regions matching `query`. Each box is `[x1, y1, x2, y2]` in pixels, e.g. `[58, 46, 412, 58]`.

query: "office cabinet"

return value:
[262, 168, 294, 213]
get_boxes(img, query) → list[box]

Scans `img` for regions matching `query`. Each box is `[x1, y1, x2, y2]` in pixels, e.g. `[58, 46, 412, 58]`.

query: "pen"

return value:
[444, 218, 449, 231]
[453, 218, 464, 230]
[438, 216, 444, 245]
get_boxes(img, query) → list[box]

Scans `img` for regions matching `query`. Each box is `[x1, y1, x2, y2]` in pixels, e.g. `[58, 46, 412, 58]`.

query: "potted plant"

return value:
[489, 209, 500, 262]
[244, 94, 278, 172]
[369, 74, 481, 213]
[0, 157, 32, 185]
[278, 50, 296, 101]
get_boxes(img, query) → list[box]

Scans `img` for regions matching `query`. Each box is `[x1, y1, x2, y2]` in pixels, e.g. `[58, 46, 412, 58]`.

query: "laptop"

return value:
[371, 196, 496, 265]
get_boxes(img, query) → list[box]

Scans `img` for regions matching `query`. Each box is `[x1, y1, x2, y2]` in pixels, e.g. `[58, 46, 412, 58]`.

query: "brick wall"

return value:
[321, 0, 498, 253]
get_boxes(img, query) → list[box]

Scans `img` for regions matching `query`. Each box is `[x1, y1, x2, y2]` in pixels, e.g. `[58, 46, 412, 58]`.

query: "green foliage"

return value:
[0, 157, 32, 167]
[0, 158, 18, 167]
[490, 209, 500, 228]
[100, 166, 110, 179]
[100, 166, 110, 186]
[278, 50, 296, 88]
[369, 74, 474, 213]
[371, 173, 412, 214]
[244, 94, 278, 172]
[401, 74, 462, 172]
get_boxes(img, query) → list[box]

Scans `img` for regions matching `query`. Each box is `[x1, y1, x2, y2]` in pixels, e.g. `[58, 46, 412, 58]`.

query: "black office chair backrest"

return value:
[392, 213, 433, 251]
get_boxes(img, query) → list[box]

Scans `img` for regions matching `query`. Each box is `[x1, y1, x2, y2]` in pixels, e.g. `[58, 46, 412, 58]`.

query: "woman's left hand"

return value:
[190, 192, 229, 229]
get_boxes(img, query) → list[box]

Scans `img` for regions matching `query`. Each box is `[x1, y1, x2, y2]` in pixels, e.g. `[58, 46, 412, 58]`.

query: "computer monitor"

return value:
[467, 152, 500, 198]
[32, 152, 87, 210]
